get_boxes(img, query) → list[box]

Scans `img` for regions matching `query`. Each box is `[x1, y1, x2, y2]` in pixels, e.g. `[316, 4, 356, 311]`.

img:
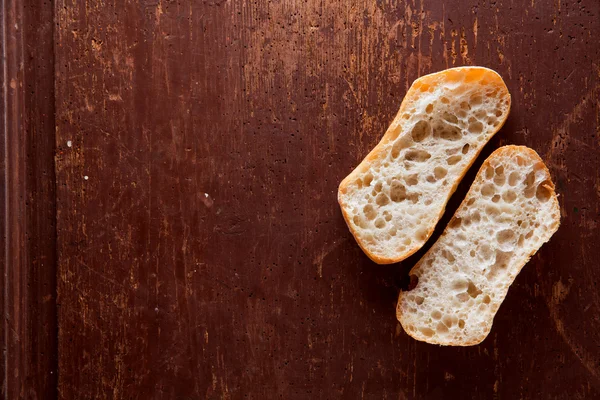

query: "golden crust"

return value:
[338, 67, 512, 264]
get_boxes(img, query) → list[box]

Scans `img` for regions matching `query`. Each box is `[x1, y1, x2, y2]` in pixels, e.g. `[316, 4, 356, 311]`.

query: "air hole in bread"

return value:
[502, 190, 517, 203]
[524, 170, 535, 186]
[390, 180, 407, 202]
[416, 228, 428, 242]
[441, 96, 450, 104]
[419, 327, 435, 337]
[431, 310, 442, 320]
[442, 315, 456, 328]
[467, 198, 476, 206]
[524, 171, 536, 198]
[475, 110, 487, 120]
[363, 204, 377, 220]
[446, 147, 460, 155]
[462, 143, 470, 154]
[452, 280, 469, 292]
[441, 249, 455, 262]
[374, 218, 386, 229]
[442, 112, 459, 124]
[353, 215, 367, 229]
[480, 244, 493, 260]
[485, 205, 500, 217]
[391, 136, 411, 159]
[508, 172, 520, 186]
[487, 250, 512, 280]
[434, 166, 448, 180]
[414, 296, 424, 305]
[405, 149, 431, 162]
[448, 217, 462, 228]
[483, 295, 491, 304]
[485, 166, 494, 179]
[458, 319, 465, 329]
[497, 229, 515, 246]
[363, 173, 373, 186]
[459, 101, 470, 111]
[495, 108, 503, 117]
[436, 322, 449, 334]
[375, 193, 389, 206]
[491, 194, 500, 203]
[447, 155, 462, 165]
[469, 249, 476, 257]
[374, 182, 383, 192]
[470, 95, 483, 106]
[467, 281, 482, 298]
[481, 183, 495, 197]
[436, 123, 462, 141]
[425, 103, 434, 113]
[536, 180, 552, 202]
[493, 166, 506, 185]
[389, 227, 397, 236]
[468, 121, 484, 134]
[403, 238, 412, 246]
[411, 120, 432, 142]
[405, 174, 419, 186]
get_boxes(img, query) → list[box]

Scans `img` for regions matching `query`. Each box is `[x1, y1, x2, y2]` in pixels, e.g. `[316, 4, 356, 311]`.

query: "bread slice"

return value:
[396, 146, 560, 346]
[338, 67, 511, 264]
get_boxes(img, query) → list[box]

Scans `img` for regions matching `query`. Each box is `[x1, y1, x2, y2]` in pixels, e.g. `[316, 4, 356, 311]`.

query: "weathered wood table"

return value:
[2, 0, 599, 398]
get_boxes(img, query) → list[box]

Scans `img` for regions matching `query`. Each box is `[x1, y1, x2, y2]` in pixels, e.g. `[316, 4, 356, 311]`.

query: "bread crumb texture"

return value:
[397, 146, 560, 346]
[338, 67, 510, 264]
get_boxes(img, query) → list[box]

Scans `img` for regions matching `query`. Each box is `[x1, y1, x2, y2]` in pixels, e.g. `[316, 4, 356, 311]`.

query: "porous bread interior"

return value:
[338, 67, 510, 264]
[396, 146, 560, 346]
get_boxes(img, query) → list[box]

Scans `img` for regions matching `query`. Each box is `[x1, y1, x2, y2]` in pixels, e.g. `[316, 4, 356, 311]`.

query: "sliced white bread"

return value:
[338, 67, 511, 264]
[396, 146, 561, 346]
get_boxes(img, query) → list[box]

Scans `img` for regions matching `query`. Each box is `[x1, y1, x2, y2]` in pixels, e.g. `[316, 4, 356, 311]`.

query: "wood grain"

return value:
[1, 0, 58, 398]
[53, 0, 599, 398]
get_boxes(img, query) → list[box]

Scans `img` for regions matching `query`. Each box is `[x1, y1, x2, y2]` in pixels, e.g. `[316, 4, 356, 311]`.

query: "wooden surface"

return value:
[3, 0, 599, 398]
[1, 1, 58, 398]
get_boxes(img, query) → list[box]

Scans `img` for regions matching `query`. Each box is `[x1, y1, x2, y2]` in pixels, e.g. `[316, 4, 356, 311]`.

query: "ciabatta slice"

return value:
[396, 146, 560, 346]
[338, 67, 511, 264]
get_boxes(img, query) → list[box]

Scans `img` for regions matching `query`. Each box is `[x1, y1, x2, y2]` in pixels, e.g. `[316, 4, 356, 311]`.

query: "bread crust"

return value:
[338, 67, 511, 264]
[396, 145, 561, 346]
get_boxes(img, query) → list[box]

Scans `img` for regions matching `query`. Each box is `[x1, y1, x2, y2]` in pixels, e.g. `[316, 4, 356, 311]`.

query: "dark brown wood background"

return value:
[2, 0, 599, 399]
